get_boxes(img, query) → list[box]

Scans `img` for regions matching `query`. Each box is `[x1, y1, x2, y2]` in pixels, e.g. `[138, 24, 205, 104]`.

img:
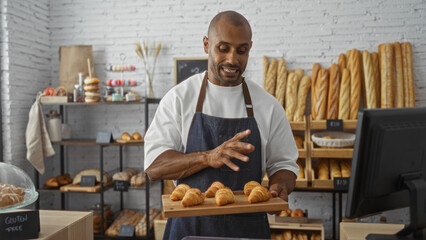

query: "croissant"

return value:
[205, 181, 225, 198]
[243, 181, 261, 196]
[170, 183, 190, 201]
[215, 187, 235, 206]
[0, 193, 24, 207]
[248, 186, 271, 204]
[181, 188, 205, 207]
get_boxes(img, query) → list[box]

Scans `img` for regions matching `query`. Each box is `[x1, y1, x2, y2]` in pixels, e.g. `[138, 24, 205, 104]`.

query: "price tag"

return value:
[96, 131, 113, 144]
[327, 119, 343, 131]
[334, 177, 350, 191]
[118, 225, 135, 237]
[0, 210, 40, 239]
[114, 180, 129, 192]
[80, 175, 96, 187]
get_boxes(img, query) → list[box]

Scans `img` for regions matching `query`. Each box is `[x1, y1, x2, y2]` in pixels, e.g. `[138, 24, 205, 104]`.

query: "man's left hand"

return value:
[266, 169, 296, 215]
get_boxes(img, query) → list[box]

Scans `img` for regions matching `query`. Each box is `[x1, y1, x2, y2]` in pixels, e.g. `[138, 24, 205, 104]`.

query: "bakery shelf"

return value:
[94, 234, 148, 239]
[51, 139, 144, 146]
[310, 142, 353, 159]
[269, 217, 325, 240]
[289, 119, 307, 130]
[261, 169, 309, 189]
[309, 117, 358, 130]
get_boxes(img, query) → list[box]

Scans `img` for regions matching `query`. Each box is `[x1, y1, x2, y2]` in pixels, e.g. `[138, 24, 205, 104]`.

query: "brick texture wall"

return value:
[2, 0, 425, 238]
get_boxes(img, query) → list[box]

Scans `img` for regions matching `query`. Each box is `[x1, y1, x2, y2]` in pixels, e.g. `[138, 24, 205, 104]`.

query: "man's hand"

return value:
[267, 169, 297, 215]
[205, 129, 254, 171]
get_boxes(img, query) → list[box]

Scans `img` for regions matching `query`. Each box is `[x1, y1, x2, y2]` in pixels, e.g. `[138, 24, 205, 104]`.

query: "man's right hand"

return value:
[205, 129, 254, 171]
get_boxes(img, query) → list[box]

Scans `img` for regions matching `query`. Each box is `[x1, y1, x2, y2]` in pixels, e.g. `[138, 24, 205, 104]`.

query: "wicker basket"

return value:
[311, 131, 355, 148]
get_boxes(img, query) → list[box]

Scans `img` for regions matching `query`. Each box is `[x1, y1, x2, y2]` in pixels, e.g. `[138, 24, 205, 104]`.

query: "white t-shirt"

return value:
[144, 72, 299, 178]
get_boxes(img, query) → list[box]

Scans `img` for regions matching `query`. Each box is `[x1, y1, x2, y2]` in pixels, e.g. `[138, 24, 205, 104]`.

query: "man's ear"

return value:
[203, 36, 209, 54]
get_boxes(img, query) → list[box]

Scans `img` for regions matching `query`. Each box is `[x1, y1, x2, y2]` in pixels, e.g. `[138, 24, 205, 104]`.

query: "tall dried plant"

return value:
[135, 40, 162, 98]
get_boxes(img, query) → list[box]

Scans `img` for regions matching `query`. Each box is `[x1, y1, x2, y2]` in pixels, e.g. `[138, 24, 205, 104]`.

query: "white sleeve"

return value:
[144, 92, 184, 171]
[265, 105, 299, 177]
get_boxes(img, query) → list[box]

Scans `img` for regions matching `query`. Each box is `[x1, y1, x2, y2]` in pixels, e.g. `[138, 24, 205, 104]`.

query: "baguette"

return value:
[371, 52, 381, 107]
[338, 53, 346, 73]
[349, 49, 361, 119]
[263, 56, 269, 87]
[275, 58, 288, 106]
[362, 50, 377, 109]
[297, 160, 305, 179]
[285, 72, 300, 121]
[393, 42, 404, 108]
[340, 159, 351, 178]
[402, 42, 415, 107]
[294, 68, 304, 81]
[379, 43, 395, 108]
[215, 187, 235, 206]
[330, 159, 342, 180]
[338, 69, 350, 120]
[314, 68, 329, 120]
[294, 76, 311, 122]
[311, 63, 321, 119]
[318, 159, 329, 180]
[327, 64, 340, 120]
[264, 58, 278, 96]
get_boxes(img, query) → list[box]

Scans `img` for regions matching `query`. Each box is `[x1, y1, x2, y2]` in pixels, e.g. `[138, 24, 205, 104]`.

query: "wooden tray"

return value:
[162, 190, 288, 218]
[59, 181, 112, 193]
[310, 142, 353, 158]
[115, 139, 144, 144]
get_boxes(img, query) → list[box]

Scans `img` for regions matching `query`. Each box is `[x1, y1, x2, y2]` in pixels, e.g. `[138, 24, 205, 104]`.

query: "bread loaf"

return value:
[73, 169, 111, 185]
[338, 69, 350, 120]
[130, 172, 146, 187]
[112, 171, 132, 181]
[294, 76, 311, 122]
[263, 56, 269, 88]
[264, 58, 278, 96]
[294, 68, 304, 81]
[294, 136, 304, 149]
[248, 186, 271, 204]
[105, 209, 144, 236]
[362, 51, 377, 109]
[371, 52, 381, 107]
[338, 53, 347, 73]
[401, 42, 415, 107]
[393, 42, 404, 108]
[285, 72, 299, 121]
[379, 43, 395, 108]
[244, 181, 261, 196]
[318, 159, 329, 180]
[311, 63, 321, 119]
[275, 58, 288, 106]
[215, 187, 235, 206]
[330, 159, 342, 180]
[182, 188, 205, 207]
[349, 50, 362, 119]
[314, 68, 329, 120]
[327, 64, 340, 120]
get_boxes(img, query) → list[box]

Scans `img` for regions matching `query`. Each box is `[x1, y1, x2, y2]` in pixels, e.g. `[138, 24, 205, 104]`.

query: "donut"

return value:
[84, 85, 99, 91]
[85, 92, 101, 98]
[84, 77, 100, 85]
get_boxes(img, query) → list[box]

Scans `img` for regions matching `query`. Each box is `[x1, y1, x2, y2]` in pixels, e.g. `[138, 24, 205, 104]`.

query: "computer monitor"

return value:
[346, 107, 426, 240]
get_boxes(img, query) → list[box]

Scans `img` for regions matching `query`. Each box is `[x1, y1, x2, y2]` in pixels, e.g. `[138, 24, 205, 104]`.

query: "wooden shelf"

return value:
[310, 142, 353, 159]
[51, 139, 144, 146]
[310, 118, 357, 130]
[41, 101, 145, 106]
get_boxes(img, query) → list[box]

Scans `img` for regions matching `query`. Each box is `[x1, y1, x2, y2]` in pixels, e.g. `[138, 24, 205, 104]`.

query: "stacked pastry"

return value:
[263, 56, 311, 122]
[84, 77, 101, 103]
[316, 159, 351, 180]
[0, 183, 26, 208]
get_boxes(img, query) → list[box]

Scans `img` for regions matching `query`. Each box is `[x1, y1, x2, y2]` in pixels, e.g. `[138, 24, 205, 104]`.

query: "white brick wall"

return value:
[2, 0, 426, 238]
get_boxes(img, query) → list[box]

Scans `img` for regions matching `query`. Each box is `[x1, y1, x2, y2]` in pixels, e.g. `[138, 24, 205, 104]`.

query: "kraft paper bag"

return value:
[59, 45, 94, 92]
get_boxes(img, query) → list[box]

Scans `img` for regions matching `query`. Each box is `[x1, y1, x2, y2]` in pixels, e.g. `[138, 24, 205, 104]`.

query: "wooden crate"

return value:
[154, 214, 167, 240]
[269, 216, 324, 240]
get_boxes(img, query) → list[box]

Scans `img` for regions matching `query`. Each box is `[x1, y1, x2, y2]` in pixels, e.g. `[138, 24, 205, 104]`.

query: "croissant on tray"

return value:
[215, 187, 235, 206]
[169, 183, 190, 201]
[243, 181, 261, 196]
[205, 181, 225, 198]
[181, 188, 205, 207]
[248, 186, 271, 204]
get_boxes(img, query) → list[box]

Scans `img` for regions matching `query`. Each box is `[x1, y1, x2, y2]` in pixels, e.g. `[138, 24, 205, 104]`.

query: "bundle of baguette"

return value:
[316, 159, 351, 180]
[271, 230, 320, 240]
[263, 56, 311, 122]
[0, 183, 26, 208]
[44, 173, 73, 188]
[105, 208, 159, 237]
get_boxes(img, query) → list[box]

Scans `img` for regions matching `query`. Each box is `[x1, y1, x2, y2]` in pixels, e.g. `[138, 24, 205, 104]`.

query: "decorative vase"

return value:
[146, 72, 155, 98]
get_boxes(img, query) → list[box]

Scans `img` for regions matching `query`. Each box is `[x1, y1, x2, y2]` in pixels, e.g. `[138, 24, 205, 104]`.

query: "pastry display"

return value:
[170, 183, 190, 201]
[205, 181, 225, 198]
[181, 188, 205, 207]
[105, 209, 144, 236]
[215, 187, 235, 206]
[248, 186, 271, 204]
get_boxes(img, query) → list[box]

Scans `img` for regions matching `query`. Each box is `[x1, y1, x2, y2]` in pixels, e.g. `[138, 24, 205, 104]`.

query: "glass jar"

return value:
[91, 203, 114, 233]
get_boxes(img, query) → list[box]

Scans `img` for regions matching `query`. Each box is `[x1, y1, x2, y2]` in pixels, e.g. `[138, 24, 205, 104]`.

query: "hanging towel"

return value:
[26, 92, 55, 174]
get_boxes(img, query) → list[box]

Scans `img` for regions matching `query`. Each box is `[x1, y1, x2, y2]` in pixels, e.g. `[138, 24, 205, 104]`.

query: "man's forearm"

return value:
[269, 169, 297, 194]
[145, 150, 209, 181]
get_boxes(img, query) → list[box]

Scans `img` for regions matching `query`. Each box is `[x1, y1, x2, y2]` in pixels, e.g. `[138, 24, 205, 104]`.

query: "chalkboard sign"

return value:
[80, 175, 96, 187]
[96, 131, 113, 144]
[174, 57, 208, 85]
[114, 180, 129, 192]
[326, 119, 344, 131]
[0, 210, 40, 239]
[118, 225, 135, 237]
[334, 177, 350, 191]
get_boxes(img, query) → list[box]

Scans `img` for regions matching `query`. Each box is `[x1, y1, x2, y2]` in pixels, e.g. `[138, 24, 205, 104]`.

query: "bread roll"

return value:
[330, 159, 342, 180]
[318, 159, 329, 180]
[314, 68, 329, 120]
[215, 187, 235, 206]
[112, 171, 132, 181]
[130, 172, 146, 187]
[264, 58, 278, 96]
[181, 188, 205, 207]
[285, 72, 299, 121]
[132, 132, 142, 140]
[248, 186, 271, 204]
[338, 53, 347, 72]
[362, 51, 377, 109]
[205, 181, 225, 198]
[349, 50, 362, 119]
[338, 69, 350, 120]
[371, 52, 381, 107]
[170, 183, 190, 201]
[294, 76, 311, 122]
[340, 159, 351, 178]
[244, 181, 261, 196]
[263, 56, 269, 87]
[275, 58, 288, 106]
[379, 43, 395, 108]
[393, 42, 404, 108]
[311, 63, 321, 119]
[327, 64, 340, 120]
[401, 42, 415, 107]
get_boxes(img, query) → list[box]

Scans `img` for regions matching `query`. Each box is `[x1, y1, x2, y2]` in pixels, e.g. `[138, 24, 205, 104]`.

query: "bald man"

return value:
[144, 10, 298, 239]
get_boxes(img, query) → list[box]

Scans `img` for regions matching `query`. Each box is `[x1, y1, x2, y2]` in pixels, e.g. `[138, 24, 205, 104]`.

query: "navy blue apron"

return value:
[163, 73, 270, 239]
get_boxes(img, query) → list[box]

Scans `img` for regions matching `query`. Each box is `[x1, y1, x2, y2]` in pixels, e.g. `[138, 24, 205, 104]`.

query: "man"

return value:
[144, 10, 298, 239]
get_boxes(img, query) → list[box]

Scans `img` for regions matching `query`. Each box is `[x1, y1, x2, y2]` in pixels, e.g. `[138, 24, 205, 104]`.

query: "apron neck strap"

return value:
[196, 72, 254, 117]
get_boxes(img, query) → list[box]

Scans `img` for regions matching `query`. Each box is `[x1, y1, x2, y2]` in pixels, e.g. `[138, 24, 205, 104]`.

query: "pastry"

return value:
[327, 64, 340, 120]
[205, 181, 225, 198]
[401, 42, 415, 107]
[0, 183, 25, 196]
[362, 50, 377, 109]
[170, 183, 190, 201]
[215, 187, 235, 206]
[338, 68, 350, 120]
[294, 76, 311, 122]
[283, 230, 292, 240]
[349, 49, 361, 119]
[314, 68, 329, 120]
[330, 159, 342, 180]
[0, 193, 24, 208]
[45, 177, 59, 188]
[181, 188, 205, 207]
[311, 63, 321, 119]
[291, 208, 304, 217]
[379, 43, 395, 108]
[121, 132, 132, 141]
[393, 42, 404, 108]
[264, 58, 278, 96]
[285, 72, 300, 121]
[275, 58, 288, 106]
[105, 209, 144, 236]
[244, 181, 261, 196]
[371, 52, 381, 107]
[248, 186, 271, 204]
[318, 159, 329, 180]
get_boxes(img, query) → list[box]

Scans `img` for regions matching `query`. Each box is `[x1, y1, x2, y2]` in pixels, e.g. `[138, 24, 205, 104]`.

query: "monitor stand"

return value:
[367, 174, 426, 240]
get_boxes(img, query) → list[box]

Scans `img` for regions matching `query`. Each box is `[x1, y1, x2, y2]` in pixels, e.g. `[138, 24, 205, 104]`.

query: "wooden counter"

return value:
[340, 222, 405, 240]
[31, 210, 93, 240]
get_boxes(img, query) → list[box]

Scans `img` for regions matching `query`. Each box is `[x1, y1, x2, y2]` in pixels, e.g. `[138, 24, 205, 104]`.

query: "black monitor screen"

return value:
[346, 107, 426, 219]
